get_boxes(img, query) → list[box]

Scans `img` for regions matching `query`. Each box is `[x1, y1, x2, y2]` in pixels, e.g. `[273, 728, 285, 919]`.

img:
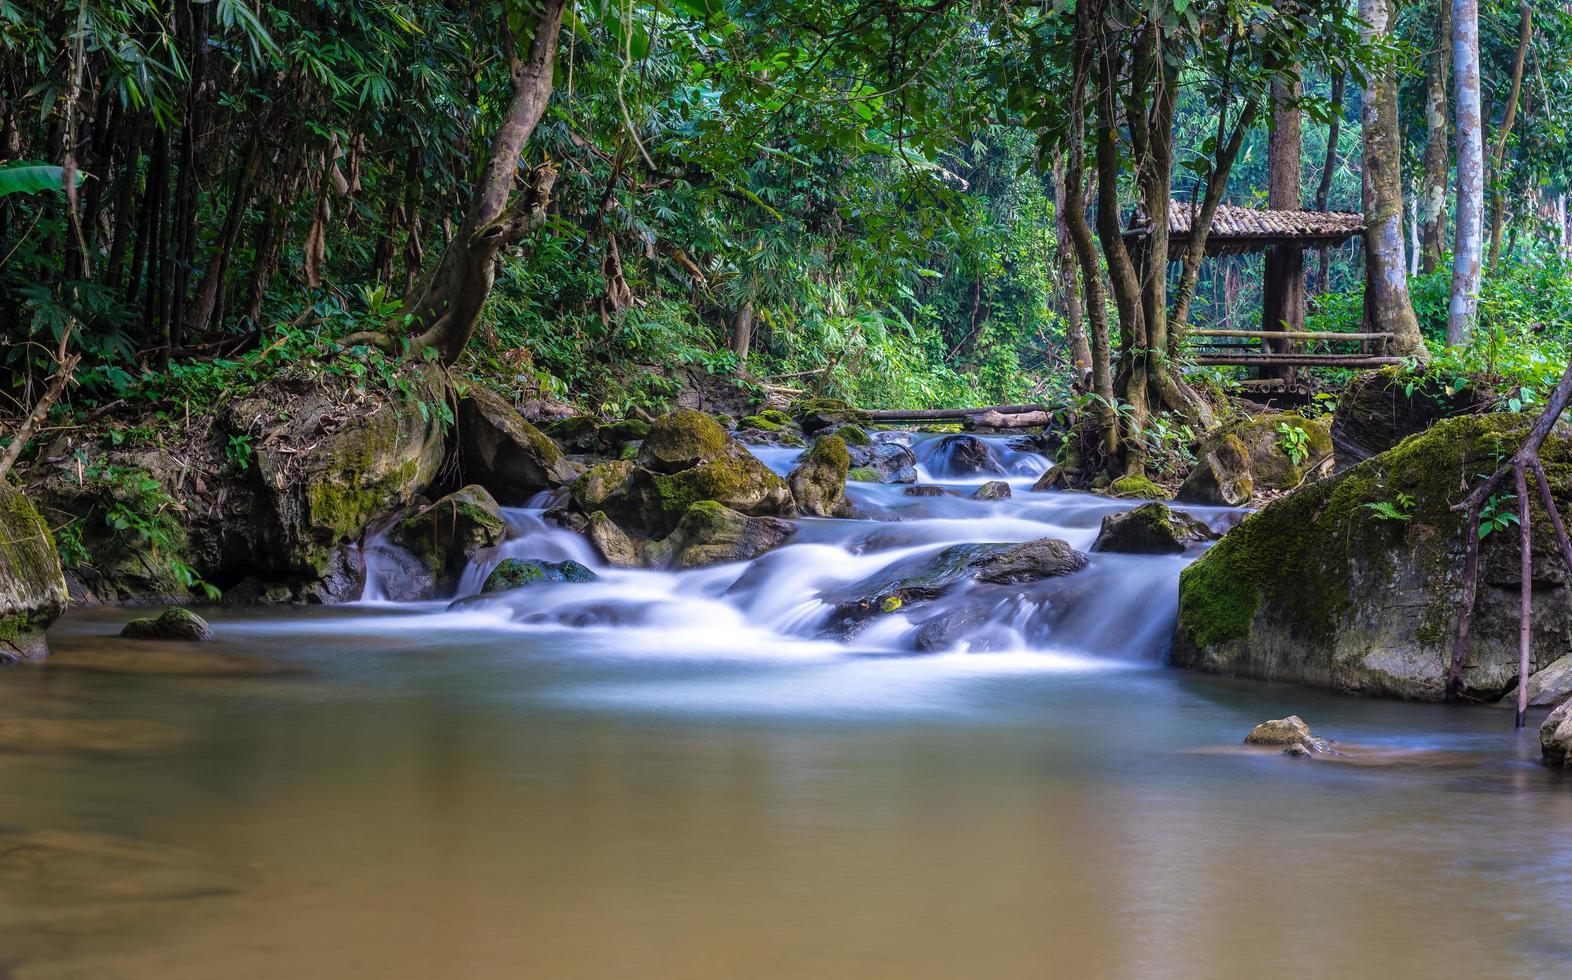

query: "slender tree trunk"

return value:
[185, 121, 264, 338]
[1315, 73, 1347, 291]
[1362, 0, 1426, 356]
[1419, 1, 1451, 273]
[731, 302, 754, 374]
[1449, 0, 1485, 345]
[1262, 72, 1305, 381]
[1053, 157, 1091, 383]
[1486, 1, 1532, 275]
[399, 0, 568, 364]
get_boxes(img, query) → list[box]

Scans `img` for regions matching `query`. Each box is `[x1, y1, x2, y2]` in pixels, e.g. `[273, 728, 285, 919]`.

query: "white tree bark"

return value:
[1449, 0, 1484, 345]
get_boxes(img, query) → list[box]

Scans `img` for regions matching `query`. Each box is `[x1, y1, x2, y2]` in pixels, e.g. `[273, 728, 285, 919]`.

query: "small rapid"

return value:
[362, 432, 1239, 662]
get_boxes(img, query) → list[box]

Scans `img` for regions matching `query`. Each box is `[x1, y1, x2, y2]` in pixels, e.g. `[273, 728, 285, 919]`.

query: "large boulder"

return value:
[565, 410, 796, 568]
[0, 481, 69, 661]
[1178, 412, 1333, 505]
[375, 485, 507, 600]
[928, 435, 1006, 478]
[788, 398, 871, 437]
[1525, 654, 1572, 708]
[1092, 503, 1215, 554]
[458, 385, 580, 503]
[1174, 414, 1572, 701]
[1332, 367, 1490, 467]
[847, 442, 918, 484]
[120, 606, 214, 642]
[789, 435, 852, 517]
[644, 500, 795, 569]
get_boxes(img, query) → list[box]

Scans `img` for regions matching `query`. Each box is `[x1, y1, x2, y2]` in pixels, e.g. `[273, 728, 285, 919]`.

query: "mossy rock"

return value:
[1091, 503, 1214, 554]
[120, 607, 214, 642]
[737, 414, 785, 432]
[637, 409, 732, 474]
[829, 424, 872, 447]
[482, 558, 597, 592]
[847, 467, 881, 482]
[1179, 412, 1331, 504]
[1174, 413, 1572, 701]
[643, 500, 795, 569]
[1177, 433, 1255, 506]
[972, 481, 1012, 501]
[542, 415, 604, 453]
[586, 512, 640, 567]
[789, 435, 852, 518]
[788, 398, 872, 436]
[1332, 367, 1490, 466]
[0, 481, 68, 661]
[381, 485, 507, 600]
[458, 385, 579, 503]
[1108, 475, 1170, 500]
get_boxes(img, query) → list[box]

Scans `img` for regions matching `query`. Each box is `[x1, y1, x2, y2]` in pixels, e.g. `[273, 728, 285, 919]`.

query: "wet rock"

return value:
[1332, 367, 1489, 467]
[482, 558, 597, 592]
[120, 607, 214, 642]
[1175, 414, 1572, 702]
[1091, 503, 1215, 555]
[585, 512, 640, 568]
[972, 538, 1088, 584]
[903, 485, 954, 498]
[459, 385, 581, 502]
[972, 481, 1012, 501]
[929, 435, 1005, 477]
[848, 442, 918, 484]
[789, 435, 852, 517]
[1525, 654, 1572, 708]
[637, 409, 733, 473]
[1177, 433, 1255, 506]
[788, 398, 872, 437]
[1540, 700, 1572, 768]
[1244, 715, 1333, 754]
[0, 482, 68, 662]
[378, 485, 507, 600]
[1107, 475, 1169, 500]
[913, 603, 989, 652]
[644, 501, 795, 569]
[541, 415, 604, 454]
[1030, 464, 1071, 492]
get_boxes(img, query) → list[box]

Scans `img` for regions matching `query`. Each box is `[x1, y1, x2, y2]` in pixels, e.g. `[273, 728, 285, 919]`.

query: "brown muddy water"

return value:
[4, 604, 1571, 980]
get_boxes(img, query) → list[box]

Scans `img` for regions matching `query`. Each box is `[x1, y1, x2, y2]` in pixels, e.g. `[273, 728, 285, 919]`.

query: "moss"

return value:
[737, 415, 784, 432]
[570, 460, 635, 512]
[758, 410, 794, 427]
[638, 409, 731, 473]
[835, 424, 872, 447]
[847, 467, 880, 482]
[648, 454, 787, 518]
[1108, 475, 1170, 500]
[483, 558, 597, 591]
[1, 481, 70, 656]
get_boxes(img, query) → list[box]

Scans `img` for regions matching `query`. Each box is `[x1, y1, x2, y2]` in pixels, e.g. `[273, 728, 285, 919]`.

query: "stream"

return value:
[4, 433, 1571, 978]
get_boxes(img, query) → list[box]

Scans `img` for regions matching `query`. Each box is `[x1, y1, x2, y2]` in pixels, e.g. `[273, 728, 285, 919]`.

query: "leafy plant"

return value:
[1364, 491, 1416, 523]
[1277, 423, 1311, 467]
[1478, 493, 1522, 540]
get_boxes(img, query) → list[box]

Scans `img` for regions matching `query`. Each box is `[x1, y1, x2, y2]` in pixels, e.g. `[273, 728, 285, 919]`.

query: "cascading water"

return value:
[362, 431, 1240, 661]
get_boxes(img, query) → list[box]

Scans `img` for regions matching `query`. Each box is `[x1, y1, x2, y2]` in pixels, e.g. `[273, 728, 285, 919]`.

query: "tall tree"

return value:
[1486, 0, 1533, 273]
[1419, 0, 1451, 273]
[1361, 0, 1426, 355]
[1261, 71, 1305, 379]
[1449, 0, 1485, 345]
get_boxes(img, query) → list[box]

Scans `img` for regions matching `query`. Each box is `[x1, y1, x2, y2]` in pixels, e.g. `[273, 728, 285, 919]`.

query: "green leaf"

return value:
[0, 161, 81, 198]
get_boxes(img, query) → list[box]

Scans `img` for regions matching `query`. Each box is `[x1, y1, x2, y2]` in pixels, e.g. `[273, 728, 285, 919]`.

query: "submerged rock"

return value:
[1244, 715, 1333, 754]
[482, 558, 597, 592]
[379, 485, 507, 600]
[789, 435, 852, 517]
[1174, 414, 1572, 702]
[903, 485, 954, 498]
[847, 442, 918, 484]
[0, 482, 68, 662]
[120, 607, 214, 642]
[1091, 503, 1215, 555]
[928, 435, 1005, 477]
[972, 481, 1012, 501]
[459, 385, 581, 502]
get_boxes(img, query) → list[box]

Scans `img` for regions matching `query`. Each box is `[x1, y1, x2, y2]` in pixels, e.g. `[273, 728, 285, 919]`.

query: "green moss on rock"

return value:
[637, 410, 731, 474]
[0, 481, 68, 661]
[1108, 475, 1170, 500]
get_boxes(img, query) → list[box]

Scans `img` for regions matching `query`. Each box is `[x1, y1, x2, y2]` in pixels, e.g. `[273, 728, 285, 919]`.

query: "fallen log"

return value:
[865, 403, 1051, 422]
[964, 410, 1053, 430]
[1191, 354, 1407, 368]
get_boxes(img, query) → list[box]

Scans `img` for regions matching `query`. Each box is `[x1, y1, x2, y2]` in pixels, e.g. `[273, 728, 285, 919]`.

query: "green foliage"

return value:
[1478, 493, 1521, 540]
[1277, 423, 1311, 467]
[1363, 492, 1416, 523]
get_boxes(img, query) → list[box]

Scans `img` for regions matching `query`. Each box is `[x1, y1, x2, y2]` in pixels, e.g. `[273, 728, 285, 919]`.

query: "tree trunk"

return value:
[1420, 0, 1451, 274]
[1486, 0, 1532, 275]
[1449, 0, 1484, 345]
[1315, 73, 1347, 291]
[399, 0, 568, 364]
[184, 121, 264, 338]
[1262, 72, 1305, 381]
[1362, 0, 1426, 357]
[731, 302, 754, 374]
[1053, 157, 1091, 383]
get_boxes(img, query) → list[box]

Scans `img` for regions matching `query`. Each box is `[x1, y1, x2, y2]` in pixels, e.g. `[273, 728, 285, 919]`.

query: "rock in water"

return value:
[1540, 700, 1572, 768]
[788, 398, 872, 437]
[929, 435, 1005, 477]
[972, 538, 1088, 584]
[1175, 414, 1572, 702]
[903, 485, 953, 498]
[379, 485, 507, 600]
[789, 435, 852, 517]
[482, 558, 597, 592]
[1525, 654, 1572, 708]
[0, 482, 68, 662]
[848, 442, 918, 484]
[120, 607, 214, 642]
[459, 385, 581, 502]
[1091, 503, 1214, 555]
[645, 501, 794, 569]
[1244, 715, 1333, 755]
[972, 481, 1012, 501]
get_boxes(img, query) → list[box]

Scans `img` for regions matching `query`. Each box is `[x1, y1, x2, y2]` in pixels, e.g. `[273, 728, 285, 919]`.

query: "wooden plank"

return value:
[1187, 329, 1394, 342]
[1192, 354, 1407, 368]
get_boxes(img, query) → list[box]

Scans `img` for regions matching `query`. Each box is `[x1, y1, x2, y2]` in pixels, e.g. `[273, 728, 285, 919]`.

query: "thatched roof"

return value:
[1123, 203, 1364, 255]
